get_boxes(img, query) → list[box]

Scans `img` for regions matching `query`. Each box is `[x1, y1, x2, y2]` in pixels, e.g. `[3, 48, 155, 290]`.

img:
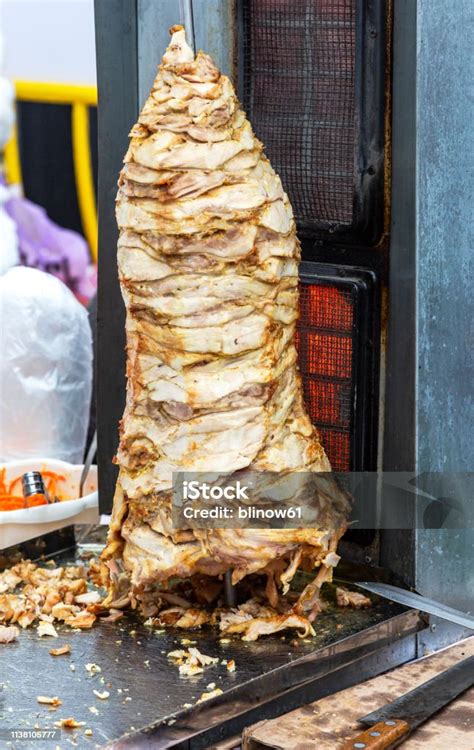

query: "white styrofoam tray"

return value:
[0, 458, 98, 549]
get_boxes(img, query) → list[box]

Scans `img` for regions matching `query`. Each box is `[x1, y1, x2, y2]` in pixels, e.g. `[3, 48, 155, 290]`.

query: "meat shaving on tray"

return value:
[100, 25, 351, 642]
[336, 587, 372, 609]
[0, 559, 106, 632]
[168, 646, 218, 676]
[0, 624, 19, 643]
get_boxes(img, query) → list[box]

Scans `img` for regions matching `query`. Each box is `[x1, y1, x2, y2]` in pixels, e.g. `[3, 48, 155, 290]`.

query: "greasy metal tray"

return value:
[0, 571, 424, 750]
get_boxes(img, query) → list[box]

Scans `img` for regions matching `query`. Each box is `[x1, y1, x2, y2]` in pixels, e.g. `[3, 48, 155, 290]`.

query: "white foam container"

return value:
[0, 458, 98, 549]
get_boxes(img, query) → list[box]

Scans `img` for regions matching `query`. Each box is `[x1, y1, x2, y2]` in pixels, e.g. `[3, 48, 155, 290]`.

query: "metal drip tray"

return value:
[0, 554, 425, 749]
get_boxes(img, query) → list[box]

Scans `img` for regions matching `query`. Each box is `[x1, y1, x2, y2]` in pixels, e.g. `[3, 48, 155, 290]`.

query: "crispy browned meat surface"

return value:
[102, 26, 349, 639]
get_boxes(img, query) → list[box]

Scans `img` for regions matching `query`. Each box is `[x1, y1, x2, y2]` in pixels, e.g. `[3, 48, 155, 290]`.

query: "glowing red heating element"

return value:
[297, 284, 354, 471]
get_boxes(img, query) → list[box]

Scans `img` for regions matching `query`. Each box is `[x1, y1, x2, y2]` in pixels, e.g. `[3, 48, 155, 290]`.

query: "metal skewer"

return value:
[75, 432, 99, 547]
[179, 0, 195, 53]
[79, 430, 97, 498]
[224, 570, 237, 608]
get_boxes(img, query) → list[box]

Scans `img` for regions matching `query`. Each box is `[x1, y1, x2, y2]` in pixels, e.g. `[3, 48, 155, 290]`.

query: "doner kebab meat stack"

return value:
[102, 26, 349, 640]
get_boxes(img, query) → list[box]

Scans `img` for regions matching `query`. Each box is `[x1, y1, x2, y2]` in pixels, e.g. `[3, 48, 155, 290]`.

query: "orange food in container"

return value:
[0, 459, 98, 549]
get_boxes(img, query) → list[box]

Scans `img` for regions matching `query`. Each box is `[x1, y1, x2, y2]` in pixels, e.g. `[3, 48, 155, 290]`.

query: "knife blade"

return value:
[356, 582, 474, 631]
[340, 655, 474, 749]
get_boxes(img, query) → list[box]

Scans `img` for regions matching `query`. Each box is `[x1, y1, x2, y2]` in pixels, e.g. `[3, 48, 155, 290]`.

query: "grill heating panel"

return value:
[297, 284, 354, 470]
[297, 264, 379, 471]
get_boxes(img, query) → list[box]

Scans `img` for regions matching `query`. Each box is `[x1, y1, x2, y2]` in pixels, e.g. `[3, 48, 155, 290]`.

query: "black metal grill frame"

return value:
[16, 101, 98, 240]
[299, 262, 380, 470]
[236, 0, 387, 245]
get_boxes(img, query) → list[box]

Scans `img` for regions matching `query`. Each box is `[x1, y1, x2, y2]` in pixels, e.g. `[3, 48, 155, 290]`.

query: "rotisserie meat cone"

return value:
[102, 26, 349, 639]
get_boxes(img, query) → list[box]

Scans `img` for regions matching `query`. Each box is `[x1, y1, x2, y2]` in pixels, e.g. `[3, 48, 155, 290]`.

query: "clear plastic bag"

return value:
[0, 184, 19, 275]
[0, 267, 93, 463]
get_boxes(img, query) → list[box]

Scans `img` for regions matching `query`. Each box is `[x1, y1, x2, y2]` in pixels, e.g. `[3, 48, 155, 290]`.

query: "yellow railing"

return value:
[4, 81, 98, 262]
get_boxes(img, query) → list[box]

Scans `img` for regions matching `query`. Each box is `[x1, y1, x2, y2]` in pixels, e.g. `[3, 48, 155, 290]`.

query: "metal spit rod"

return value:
[224, 570, 237, 608]
[179, 0, 195, 53]
[79, 430, 97, 498]
[151, 0, 226, 613]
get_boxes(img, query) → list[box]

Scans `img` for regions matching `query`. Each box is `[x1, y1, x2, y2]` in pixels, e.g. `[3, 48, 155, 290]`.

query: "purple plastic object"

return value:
[4, 184, 97, 303]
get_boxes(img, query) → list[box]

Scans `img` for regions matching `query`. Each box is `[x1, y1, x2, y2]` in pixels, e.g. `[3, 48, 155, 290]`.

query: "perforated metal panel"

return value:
[297, 283, 353, 470]
[239, 0, 386, 243]
[297, 263, 379, 470]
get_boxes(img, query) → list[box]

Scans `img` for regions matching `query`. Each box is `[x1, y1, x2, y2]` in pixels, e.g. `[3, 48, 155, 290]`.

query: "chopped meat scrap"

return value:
[100, 608, 124, 623]
[0, 570, 22, 593]
[217, 597, 315, 641]
[75, 591, 101, 605]
[197, 687, 223, 703]
[0, 558, 103, 632]
[188, 647, 218, 667]
[64, 611, 96, 629]
[49, 644, 71, 656]
[167, 648, 187, 660]
[179, 662, 203, 677]
[0, 624, 19, 643]
[37, 621, 58, 638]
[172, 609, 210, 629]
[37, 695, 62, 706]
[336, 587, 372, 609]
[168, 646, 218, 677]
[85, 662, 102, 674]
[221, 612, 315, 642]
[54, 718, 85, 729]
[101, 24, 350, 635]
[93, 690, 110, 700]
